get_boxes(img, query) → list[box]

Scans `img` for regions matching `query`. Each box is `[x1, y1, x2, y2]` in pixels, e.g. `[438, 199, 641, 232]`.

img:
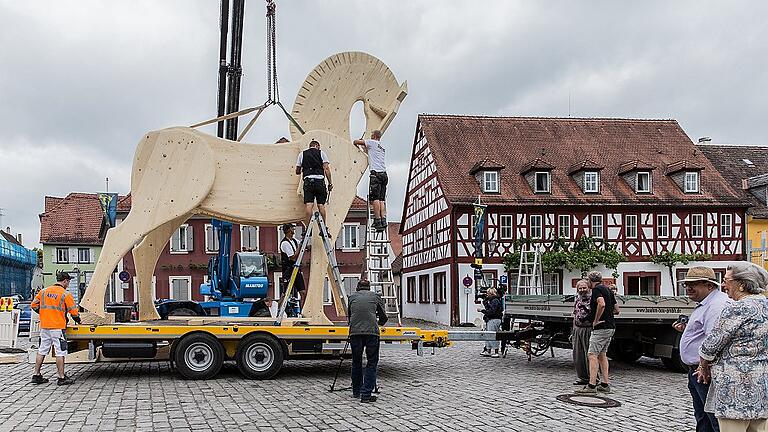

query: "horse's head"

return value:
[289, 52, 408, 142]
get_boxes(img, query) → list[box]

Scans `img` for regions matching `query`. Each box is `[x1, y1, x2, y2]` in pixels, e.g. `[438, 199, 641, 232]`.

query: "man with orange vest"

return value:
[30, 271, 81, 385]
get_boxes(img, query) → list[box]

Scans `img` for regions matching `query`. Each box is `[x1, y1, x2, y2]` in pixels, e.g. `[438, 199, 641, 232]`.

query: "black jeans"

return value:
[688, 368, 720, 432]
[350, 335, 380, 399]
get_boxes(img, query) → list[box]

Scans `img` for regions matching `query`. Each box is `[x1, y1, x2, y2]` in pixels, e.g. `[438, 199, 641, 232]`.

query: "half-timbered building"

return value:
[400, 115, 750, 325]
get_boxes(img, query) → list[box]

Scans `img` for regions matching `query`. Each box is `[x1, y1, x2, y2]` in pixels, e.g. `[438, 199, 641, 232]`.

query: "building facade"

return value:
[0, 229, 38, 299]
[400, 115, 750, 325]
[39, 193, 113, 302]
[114, 196, 372, 320]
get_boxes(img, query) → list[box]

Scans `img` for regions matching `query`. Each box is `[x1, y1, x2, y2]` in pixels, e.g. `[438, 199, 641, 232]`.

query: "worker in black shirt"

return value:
[295, 140, 333, 235]
[576, 271, 620, 395]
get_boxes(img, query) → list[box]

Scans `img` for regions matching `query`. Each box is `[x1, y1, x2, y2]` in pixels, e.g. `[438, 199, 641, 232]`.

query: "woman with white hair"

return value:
[697, 262, 768, 432]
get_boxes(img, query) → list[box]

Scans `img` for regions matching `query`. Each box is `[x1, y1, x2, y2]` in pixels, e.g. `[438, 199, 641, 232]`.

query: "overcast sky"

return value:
[1, 1, 767, 247]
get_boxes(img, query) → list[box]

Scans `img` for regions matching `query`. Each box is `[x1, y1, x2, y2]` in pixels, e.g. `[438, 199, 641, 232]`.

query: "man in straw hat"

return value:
[674, 266, 730, 432]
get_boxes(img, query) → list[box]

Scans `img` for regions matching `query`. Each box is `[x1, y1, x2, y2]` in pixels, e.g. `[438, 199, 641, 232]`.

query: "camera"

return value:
[675, 315, 689, 326]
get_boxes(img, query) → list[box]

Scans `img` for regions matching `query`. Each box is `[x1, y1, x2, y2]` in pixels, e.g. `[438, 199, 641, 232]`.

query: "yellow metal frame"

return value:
[66, 324, 450, 347]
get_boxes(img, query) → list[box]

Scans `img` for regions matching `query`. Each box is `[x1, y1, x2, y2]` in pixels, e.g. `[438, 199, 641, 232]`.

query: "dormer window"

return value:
[534, 172, 551, 193]
[684, 171, 699, 193]
[469, 158, 506, 195]
[636, 172, 651, 193]
[482, 171, 499, 193]
[583, 171, 599, 193]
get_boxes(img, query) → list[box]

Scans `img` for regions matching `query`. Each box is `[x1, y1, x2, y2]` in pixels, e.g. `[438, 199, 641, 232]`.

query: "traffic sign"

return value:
[462, 276, 472, 287]
[118, 271, 131, 282]
[499, 275, 508, 284]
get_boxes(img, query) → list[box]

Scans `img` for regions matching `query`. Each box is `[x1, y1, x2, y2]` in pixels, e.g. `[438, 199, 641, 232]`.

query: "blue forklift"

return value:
[156, 219, 274, 319]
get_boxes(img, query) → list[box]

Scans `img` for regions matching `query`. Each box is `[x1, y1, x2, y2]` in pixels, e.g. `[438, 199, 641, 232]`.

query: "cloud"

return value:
[1, 0, 767, 247]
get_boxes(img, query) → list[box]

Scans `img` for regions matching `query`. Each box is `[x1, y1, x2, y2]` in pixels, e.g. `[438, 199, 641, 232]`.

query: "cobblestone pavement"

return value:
[0, 325, 695, 432]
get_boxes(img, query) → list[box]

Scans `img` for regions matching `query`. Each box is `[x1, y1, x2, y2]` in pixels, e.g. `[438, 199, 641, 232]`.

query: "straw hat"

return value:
[679, 267, 720, 286]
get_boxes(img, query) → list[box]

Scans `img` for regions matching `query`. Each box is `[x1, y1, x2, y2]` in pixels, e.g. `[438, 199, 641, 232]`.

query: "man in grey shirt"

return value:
[347, 280, 388, 403]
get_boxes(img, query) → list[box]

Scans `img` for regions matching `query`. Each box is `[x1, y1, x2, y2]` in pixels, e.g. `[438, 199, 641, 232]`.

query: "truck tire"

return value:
[609, 340, 642, 364]
[236, 334, 284, 379]
[174, 333, 224, 380]
[661, 350, 687, 373]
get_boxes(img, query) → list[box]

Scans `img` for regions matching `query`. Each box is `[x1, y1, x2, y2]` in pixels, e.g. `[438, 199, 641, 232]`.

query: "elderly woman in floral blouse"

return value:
[697, 262, 768, 432]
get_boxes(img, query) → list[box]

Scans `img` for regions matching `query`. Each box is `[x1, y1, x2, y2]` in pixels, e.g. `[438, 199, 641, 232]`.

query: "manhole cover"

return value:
[556, 394, 622, 408]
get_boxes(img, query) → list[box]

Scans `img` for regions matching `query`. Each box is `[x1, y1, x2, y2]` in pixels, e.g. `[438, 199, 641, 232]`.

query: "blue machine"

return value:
[198, 220, 270, 317]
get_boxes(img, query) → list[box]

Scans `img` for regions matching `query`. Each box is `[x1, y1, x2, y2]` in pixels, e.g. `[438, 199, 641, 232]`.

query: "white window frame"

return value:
[720, 214, 732, 237]
[204, 224, 219, 254]
[500, 215, 513, 240]
[684, 171, 700, 193]
[482, 171, 499, 193]
[558, 215, 571, 239]
[636, 171, 651, 193]
[542, 273, 560, 295]
[534, 172, 551, 193]
[657, 214, 669, 238]
[625, 214, 638, 239]
[529, 215, 543, 239]
[77, 247, 90, 264]
[583, 171, 599, 193]
[691, 214, 704, 238]
[590, 214, 604, 238]
[240, 225, 259, 251]
[342, 223, 360, 251]
[54, 247, 68, 264]
[170, 224, 190, 254]
[169, 276, 192, 301]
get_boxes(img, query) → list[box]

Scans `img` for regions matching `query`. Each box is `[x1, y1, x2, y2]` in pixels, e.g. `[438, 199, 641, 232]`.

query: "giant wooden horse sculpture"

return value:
[80, 52, 407, 324]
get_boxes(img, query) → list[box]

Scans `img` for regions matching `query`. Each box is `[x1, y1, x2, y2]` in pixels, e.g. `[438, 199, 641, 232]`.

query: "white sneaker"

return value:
[491, 352, 500, 358]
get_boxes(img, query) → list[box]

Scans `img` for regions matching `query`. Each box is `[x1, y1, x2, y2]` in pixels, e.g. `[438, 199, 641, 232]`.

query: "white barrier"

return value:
[0, 310, 20, 349]
[29, 310, 40, 345]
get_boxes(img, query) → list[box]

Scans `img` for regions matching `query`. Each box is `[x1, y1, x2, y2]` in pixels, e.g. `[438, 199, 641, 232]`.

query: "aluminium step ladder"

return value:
[515, 245, 544, 295]
[276, 211, 345, 325]
[364, 203, 401, 326]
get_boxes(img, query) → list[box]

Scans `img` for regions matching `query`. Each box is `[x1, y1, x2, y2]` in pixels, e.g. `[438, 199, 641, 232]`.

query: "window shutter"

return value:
[358, 225, 366, 249]
[336, 230, 344, 249]
[206, 226, 213, 251]
[186, 226, 194, 251]
[171, 229, 180, 251]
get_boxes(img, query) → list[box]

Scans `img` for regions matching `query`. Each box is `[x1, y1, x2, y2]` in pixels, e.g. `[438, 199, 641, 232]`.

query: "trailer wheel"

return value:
[174, 333, 224, 380]
[236, 334, 284, 379]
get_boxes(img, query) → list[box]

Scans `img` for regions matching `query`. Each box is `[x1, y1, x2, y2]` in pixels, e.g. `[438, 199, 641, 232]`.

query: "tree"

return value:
[649, 252, 711, 295]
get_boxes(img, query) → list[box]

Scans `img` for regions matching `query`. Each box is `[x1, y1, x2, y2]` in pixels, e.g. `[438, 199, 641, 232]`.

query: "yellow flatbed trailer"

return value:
[65, 322, 450, 380]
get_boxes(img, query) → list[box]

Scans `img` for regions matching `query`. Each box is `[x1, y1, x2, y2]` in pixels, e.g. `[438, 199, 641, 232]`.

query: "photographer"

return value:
[675, 267, 730, 432]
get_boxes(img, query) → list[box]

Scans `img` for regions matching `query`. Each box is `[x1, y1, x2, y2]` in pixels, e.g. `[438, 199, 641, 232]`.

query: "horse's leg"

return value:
[81, 212, 168, 316]
[133, 215, 189, 321]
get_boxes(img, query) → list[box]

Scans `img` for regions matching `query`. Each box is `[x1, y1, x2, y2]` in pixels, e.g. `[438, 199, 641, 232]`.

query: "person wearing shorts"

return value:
[31, 271, 81, 385]
[575, 271, 619, 395]
[354, 130, 388, 231]
[295, 139, 333, 235]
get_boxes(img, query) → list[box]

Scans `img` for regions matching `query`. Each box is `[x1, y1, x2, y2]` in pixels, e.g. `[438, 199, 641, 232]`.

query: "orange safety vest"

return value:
[31, 284, 79, 330]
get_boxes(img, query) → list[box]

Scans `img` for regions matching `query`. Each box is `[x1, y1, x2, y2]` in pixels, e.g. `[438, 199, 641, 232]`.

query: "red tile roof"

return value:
[350, 196, 368, 210]
[418, 115, 747, 207]
[387, 222, 403, 256]
[39, 193, 125, 245]
[567, 159, 604, 175]
[699, 144, 768, 218]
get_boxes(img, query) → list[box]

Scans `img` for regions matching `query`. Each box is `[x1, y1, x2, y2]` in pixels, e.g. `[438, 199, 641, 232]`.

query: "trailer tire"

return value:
[174, 333, 224, 380]
[236, 334, 284, 380]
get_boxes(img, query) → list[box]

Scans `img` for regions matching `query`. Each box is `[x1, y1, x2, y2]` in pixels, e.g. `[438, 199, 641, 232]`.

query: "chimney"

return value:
[16, 233, 22, 244]
[698, 137, 712, 144]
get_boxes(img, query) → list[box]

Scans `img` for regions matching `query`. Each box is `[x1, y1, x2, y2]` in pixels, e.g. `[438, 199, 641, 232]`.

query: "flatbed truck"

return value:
[64, 321, 450, 380]
[503, 294, 696, 371]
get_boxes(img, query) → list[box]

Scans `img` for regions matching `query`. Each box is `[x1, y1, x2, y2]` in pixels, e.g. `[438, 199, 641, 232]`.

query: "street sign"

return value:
[118, 271, 131, 282]
[474, 268, 483, 280]
[462, 276, 472, 287]
[499, 275, 508, 284]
